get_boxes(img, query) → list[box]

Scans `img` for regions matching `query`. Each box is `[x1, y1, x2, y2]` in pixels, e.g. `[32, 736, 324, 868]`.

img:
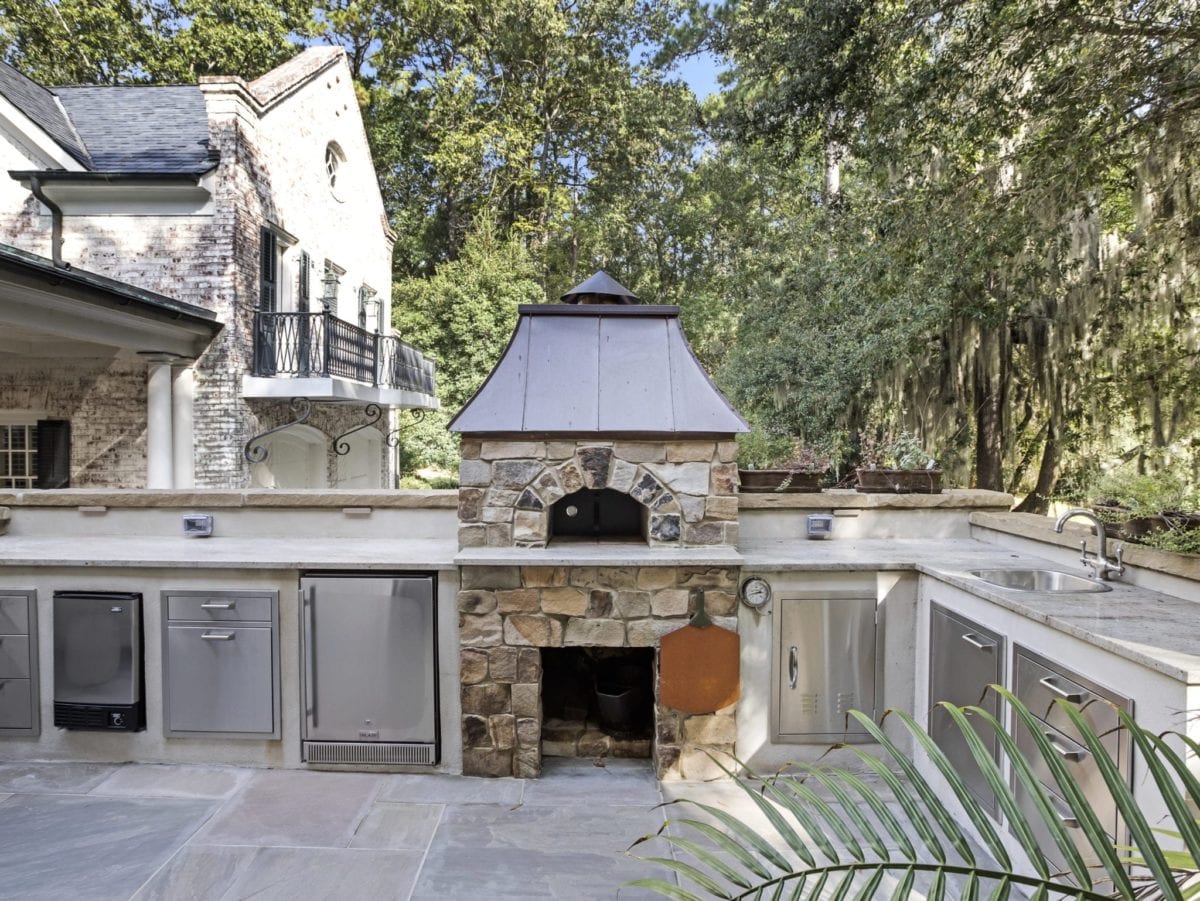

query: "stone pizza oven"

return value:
[450, 273, 749, 779]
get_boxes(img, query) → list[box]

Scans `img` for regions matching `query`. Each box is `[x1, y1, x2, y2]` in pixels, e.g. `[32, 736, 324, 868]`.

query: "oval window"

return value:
[324, 142, 346, 199]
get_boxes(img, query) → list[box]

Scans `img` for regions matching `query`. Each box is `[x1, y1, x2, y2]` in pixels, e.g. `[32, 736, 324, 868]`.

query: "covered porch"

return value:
[0, 242, 221, 489]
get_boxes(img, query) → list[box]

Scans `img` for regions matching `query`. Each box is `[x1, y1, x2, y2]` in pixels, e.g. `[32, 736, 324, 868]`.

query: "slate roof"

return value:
[0, 61, 214, 174]
[54, 85, 213, 174]
[449, 304, 749, 435]
[0, 63, 90, 165]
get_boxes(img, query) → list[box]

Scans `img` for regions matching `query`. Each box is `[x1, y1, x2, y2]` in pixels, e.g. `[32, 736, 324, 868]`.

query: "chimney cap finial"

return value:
[560, 270, 639, 304]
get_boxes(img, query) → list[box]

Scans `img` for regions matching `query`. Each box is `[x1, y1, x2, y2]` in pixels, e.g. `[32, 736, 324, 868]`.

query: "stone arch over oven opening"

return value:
[507, 445, 682, 547]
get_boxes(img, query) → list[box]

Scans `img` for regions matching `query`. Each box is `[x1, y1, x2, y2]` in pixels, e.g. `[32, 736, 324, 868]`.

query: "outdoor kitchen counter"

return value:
[741, 537, 1200, 683]
[0, 536, 459, 571]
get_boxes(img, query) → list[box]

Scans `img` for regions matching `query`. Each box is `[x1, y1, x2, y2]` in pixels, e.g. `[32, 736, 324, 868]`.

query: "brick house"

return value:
[0, 47, 436, 490]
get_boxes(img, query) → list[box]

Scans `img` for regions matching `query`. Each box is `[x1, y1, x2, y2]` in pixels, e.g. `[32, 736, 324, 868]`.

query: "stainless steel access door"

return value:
[301, 574, 436, 744]
[929, 604, 1005, 817]
[777, 592, 877, 741]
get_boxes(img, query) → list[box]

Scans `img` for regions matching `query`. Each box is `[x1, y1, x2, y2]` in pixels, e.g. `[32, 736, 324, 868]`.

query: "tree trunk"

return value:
[1014, 419, 1060, 513]
[973, 323, 1007, 491]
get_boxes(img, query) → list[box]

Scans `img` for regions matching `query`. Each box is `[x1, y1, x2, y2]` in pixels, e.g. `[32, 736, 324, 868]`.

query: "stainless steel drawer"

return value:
[1014, 771, 1111, 875]
[0, 678, 33, 730]
[165, 625, 275, 735]
[1015, 651, 1122, 753]
[1015, 713, 1117, 834]
[0, 636, 30, 679]
[0, 596, 29, 634]
[167, 594, 273, 623]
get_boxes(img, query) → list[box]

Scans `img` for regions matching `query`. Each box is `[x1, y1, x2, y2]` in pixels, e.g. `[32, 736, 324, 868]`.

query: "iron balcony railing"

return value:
[252, 310, 436, 395]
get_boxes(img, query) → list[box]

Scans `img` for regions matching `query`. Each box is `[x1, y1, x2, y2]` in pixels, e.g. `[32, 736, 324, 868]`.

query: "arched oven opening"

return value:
[550, 487, 646, 543]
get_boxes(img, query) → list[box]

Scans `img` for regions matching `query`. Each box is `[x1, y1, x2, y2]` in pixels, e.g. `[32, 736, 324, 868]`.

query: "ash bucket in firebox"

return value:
[593, 658, 651, 738]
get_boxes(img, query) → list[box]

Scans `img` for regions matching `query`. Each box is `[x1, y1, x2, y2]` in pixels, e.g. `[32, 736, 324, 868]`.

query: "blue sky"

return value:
[676, 51, 725, 98]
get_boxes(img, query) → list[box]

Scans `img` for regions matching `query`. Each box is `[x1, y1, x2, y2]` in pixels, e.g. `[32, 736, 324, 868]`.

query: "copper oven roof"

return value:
[449, 304, 749, 436]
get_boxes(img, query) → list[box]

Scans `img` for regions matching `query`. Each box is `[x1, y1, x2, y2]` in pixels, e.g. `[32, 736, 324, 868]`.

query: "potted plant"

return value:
[855, 426, 942, 494]
[738, 437, 833, 494]
[1090, 467, 1200, 541]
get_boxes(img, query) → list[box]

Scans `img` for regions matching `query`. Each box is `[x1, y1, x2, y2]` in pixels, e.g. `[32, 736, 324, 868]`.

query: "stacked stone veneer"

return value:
[458, 563, 739, 779]
[457, 438, 740, 548]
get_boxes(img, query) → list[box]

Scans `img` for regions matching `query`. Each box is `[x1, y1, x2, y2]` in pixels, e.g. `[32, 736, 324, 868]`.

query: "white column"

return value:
[171, 364, 195, 489]
[145, 358, 174, 488]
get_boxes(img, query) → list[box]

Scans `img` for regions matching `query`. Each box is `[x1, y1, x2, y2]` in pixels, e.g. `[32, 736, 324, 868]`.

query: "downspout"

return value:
[27, 175, 67, 268]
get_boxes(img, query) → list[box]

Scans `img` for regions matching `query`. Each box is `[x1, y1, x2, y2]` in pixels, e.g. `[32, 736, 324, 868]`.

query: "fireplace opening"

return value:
[541, 648, 653, 759]
[550, 488, 644, 542]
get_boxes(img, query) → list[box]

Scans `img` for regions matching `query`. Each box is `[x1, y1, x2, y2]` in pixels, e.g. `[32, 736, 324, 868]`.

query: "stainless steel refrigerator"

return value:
[300, 573, 438, 765]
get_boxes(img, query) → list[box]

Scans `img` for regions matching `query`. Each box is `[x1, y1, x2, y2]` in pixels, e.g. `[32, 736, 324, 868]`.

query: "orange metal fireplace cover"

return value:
[658, 620, 740, 714]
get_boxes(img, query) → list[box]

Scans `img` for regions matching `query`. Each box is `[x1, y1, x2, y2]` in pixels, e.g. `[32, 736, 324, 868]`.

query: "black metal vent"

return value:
[551, 488, 643, 539]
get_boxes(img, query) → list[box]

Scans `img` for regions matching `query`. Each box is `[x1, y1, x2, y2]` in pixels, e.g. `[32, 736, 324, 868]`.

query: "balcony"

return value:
[242, 311, 438, 407]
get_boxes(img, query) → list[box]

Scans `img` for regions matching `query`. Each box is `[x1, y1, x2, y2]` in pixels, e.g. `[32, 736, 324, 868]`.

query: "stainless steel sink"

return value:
[967, 569, 1112, 593]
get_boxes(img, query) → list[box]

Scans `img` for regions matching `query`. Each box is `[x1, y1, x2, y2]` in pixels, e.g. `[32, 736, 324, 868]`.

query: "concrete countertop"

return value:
[0, 537, 460, 571]
[456, 543, 743, 568]
[742, 537, 1200, 684]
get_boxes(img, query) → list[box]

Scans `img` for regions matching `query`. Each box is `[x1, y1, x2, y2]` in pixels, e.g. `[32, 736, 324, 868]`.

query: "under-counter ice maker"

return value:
[53, 591, 144, 731]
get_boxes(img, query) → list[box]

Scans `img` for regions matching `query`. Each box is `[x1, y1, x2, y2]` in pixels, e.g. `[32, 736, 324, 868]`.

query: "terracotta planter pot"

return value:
[855, 468, 943, 495]
[738, 469, 824, 494]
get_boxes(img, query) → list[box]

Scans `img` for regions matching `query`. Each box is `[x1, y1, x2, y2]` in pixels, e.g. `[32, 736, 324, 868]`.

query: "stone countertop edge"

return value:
[737, 488, 1014, 509]
[971, 510, 1200, 583]
[455, 546, 744, 567]
[740, 538, 1200, 683]
[0, 538, 460, 571]
[0, 489, 459, 509]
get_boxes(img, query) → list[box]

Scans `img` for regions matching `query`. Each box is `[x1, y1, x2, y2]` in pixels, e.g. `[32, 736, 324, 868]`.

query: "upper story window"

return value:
[325, 142, 346, 201]
[322, 259, 345, 312]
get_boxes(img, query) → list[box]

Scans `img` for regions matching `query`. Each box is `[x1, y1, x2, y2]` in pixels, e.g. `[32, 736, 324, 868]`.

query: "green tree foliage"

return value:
[0, 0, 310, 83]
[717, 0, 1200, 505]
[391, 224, 544, 473]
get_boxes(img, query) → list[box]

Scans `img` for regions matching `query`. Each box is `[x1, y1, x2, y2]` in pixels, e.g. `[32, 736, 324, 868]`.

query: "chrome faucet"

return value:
[1054, 508, 1125, 581]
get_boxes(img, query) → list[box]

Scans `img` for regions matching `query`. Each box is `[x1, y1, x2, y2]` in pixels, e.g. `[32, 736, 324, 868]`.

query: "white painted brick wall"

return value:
[0, 50, 397, 489]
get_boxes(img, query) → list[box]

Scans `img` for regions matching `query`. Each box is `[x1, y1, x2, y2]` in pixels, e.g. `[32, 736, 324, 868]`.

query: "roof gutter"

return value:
[9, 169, 209, 183]
[26, 174, 66, 268]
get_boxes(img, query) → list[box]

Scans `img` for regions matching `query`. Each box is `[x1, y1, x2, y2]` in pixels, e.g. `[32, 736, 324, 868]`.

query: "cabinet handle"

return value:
[961, 632, 996, 652]
[201, 602, 235, 610]
[1048, 793, 1080, 829]
[1044, 731, 1088, 763]
[200, 632, 235, 641]
[305, 587, 318, 730]
[788, 646, 798, 689]
[1039, 675, 1085, 703]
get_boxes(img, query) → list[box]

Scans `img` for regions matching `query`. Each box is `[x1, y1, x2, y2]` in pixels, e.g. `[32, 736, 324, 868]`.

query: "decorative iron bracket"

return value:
[385, 407, 427, 448]
[244, 397, 313, 464]
[333, 403, 384, 456]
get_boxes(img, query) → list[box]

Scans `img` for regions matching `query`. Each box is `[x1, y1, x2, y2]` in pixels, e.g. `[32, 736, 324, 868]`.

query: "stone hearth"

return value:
[458, 563, 739, 779]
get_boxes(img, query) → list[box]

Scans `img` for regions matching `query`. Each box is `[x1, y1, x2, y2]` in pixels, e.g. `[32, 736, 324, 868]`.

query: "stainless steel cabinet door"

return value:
[778, 595, 877, 738]
[929, 604, 1004, 816]
[0, 679, 32, 730]
[302, 576, 436, 743]
[166, 626, 275, 734]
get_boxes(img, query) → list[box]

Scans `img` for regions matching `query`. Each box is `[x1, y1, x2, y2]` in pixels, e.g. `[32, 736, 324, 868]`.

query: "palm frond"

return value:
[628, 693, 1200, 899]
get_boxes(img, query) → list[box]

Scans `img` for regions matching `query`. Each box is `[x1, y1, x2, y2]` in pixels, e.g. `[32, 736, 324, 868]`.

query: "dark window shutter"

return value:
[298, 250, 310, 312]
[259, 227, 277, 312]
[35, 419, 70, 489]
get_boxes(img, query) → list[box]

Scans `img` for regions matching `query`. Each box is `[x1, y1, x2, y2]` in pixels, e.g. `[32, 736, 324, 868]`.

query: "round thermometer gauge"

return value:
[739, 576, 773, 610]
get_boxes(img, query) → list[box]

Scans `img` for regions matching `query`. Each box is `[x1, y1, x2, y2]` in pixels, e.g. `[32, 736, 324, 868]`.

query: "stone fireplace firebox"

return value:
[450, 273, 749, 779]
